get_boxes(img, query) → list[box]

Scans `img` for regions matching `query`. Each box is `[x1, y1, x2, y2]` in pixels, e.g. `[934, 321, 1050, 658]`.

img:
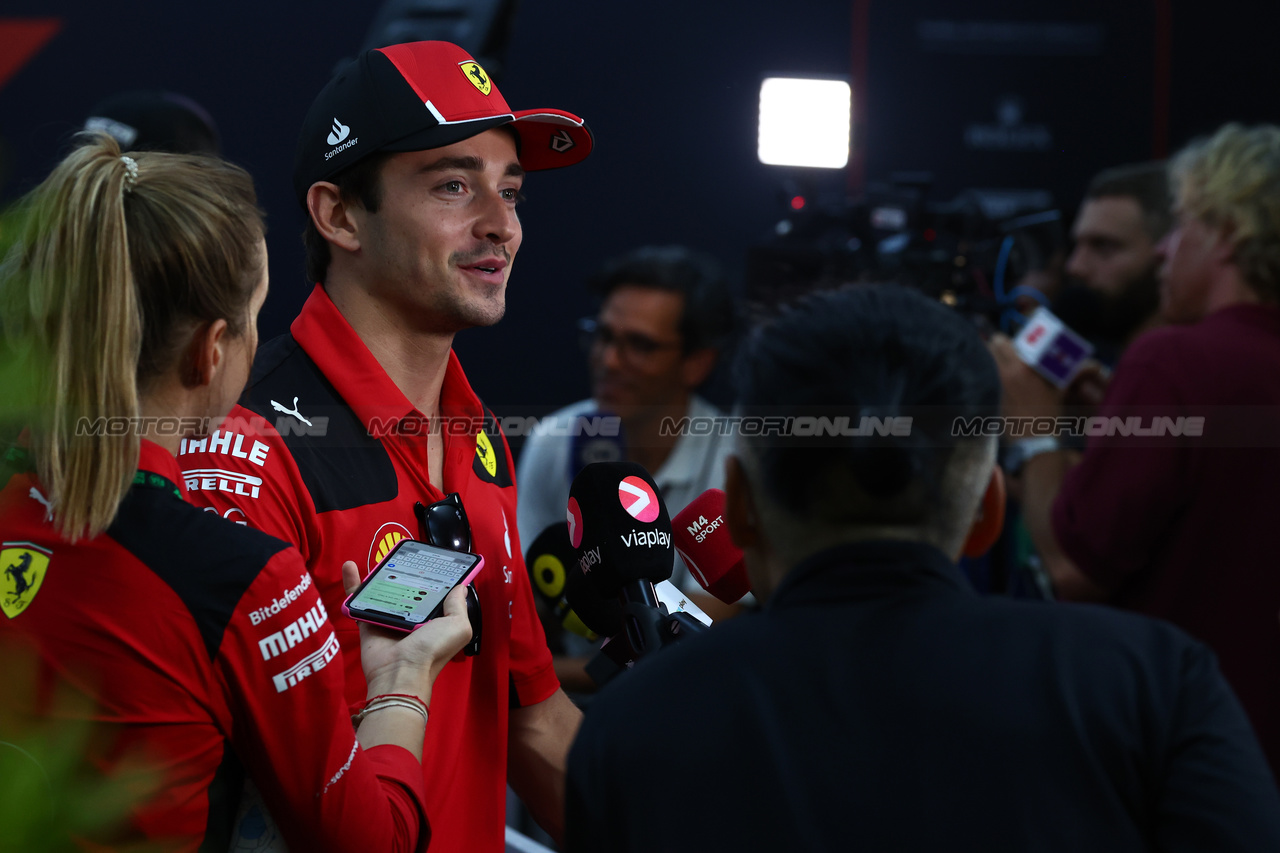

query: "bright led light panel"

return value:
[757, 77, 852, 169]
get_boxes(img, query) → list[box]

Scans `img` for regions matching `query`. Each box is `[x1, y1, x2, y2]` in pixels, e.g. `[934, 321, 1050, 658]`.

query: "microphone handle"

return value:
[584, 586, 710, 688]
[620, 579, 665, 657]
[585, 635, 634, 688]
[621, 579, 659, 608]
[665, 610, 709, 642]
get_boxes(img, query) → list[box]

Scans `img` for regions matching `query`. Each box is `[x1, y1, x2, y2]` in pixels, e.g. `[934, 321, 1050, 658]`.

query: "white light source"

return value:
[757, 77, 852, 169]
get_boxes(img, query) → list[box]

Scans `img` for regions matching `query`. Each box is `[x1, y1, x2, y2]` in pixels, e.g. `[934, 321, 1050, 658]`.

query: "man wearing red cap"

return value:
[178, 41, 592, 850]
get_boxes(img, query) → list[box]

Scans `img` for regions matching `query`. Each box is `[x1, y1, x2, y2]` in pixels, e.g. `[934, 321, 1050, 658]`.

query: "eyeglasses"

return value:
[577, 317, 682, 362]
[414, 492, 472, 553]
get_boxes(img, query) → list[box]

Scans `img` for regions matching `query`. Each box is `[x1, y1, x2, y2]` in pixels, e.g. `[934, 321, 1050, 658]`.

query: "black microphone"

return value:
[567, 461, 675, 660]
[562, 543, 623, 639]
[525, 522, 607, 641]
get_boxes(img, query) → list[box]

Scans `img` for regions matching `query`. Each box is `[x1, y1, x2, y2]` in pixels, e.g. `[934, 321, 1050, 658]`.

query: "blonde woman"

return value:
[0, 135, 470, 851]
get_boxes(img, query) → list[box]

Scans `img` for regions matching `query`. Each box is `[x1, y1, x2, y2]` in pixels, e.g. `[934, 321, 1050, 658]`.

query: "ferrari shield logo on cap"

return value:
[475, 431, 498, 478]
[460, 61, 492, 96]
[2, 542, 51, 619]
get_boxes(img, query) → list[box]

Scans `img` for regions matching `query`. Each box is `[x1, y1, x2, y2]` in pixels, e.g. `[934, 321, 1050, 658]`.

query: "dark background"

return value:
[2, 0, 1278, 434]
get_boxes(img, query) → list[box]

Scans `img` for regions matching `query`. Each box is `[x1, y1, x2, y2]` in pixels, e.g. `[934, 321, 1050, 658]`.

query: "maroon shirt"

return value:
[1053, 303, 1280, 772]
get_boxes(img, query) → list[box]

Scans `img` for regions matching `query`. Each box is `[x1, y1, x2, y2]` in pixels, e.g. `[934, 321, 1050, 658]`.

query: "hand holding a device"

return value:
[990, 332, 1066, 421]
[341, 560, 472, 717]
[1064, 360, 1112, 412]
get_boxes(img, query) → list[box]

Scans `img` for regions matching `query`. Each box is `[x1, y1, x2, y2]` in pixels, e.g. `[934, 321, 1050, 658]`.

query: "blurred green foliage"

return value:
[0, 198, 42, 435]
[0, 651, 166, 852]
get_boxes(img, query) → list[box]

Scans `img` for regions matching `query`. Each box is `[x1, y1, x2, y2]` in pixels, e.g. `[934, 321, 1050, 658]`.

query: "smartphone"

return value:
[342, 539, 484, 632]
[1013, 306, 1094, 388]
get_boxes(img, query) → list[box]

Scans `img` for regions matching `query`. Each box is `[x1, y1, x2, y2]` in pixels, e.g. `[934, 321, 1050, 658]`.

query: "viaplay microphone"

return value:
[562, 552, 634, 684]
[566, 461, 705, 684]
[563, 543, 623, 638]
[525, 522, 602, 642]
[672, 489, 752, 604]
[568, 460, 673, 589]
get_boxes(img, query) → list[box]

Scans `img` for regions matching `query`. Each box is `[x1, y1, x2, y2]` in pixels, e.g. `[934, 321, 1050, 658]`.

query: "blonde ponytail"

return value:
[0, 134, 263, 540]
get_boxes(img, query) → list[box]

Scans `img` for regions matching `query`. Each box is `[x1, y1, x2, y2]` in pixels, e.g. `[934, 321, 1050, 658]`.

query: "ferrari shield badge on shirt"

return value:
[2, 542, 51, 618]
[475, 431, 498, 478]
[471, 411, 513, 488]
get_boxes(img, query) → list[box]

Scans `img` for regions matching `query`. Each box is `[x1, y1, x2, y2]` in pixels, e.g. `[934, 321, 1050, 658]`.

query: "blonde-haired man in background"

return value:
[995, 123, 1280, 777]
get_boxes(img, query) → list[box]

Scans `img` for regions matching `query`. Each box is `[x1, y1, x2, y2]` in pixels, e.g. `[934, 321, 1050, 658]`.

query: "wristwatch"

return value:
[1003, 436, 1062, 475]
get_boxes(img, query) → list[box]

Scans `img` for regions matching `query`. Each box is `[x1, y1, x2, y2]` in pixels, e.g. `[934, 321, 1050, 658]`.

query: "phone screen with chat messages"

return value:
[344, 540, 482, 631]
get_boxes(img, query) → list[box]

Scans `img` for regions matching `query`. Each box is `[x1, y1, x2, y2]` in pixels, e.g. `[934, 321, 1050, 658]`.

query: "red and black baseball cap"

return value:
[293, 41, 592, 206]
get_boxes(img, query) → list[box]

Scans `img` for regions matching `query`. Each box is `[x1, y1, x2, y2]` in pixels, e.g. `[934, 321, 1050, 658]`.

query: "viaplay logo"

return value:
[567, 497, 584, 548]
[618, 476, 659, 523]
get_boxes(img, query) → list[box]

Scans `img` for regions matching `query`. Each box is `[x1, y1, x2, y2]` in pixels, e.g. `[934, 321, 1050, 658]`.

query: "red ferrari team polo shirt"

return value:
[0, 440, 429, 851]
[177, 285, 559, 853]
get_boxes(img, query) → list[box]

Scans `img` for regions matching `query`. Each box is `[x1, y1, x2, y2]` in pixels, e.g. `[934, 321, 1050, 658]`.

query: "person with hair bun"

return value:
[0, 134, 472, 851]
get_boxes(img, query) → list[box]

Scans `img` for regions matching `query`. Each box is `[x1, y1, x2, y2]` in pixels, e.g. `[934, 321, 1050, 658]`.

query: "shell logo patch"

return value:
[2, 542, 51, 619]
[475, 431, 497, 478]
[367, 522, 413, 574]
[460, 61, 492, 96]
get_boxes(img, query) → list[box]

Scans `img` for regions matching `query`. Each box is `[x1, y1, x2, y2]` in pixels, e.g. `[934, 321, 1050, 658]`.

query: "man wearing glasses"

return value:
[516, 246, 736, 599]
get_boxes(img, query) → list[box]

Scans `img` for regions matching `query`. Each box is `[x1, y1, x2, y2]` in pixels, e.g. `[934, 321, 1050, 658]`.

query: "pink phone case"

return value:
[342, 547, 485, 631]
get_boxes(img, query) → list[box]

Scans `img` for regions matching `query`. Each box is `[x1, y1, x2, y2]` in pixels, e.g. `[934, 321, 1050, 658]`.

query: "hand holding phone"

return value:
[343, 539, 484, 632]
[340, 561, 473, 709]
